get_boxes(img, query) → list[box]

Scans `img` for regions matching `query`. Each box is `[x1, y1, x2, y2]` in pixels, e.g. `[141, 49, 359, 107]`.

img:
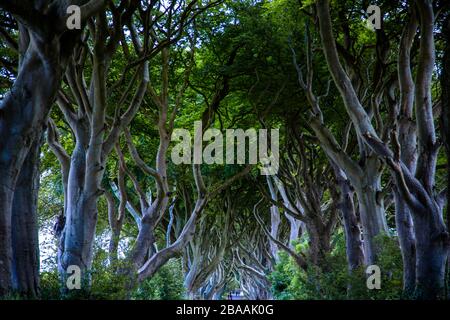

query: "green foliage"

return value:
[132, 259, 186, 300]
[88, 250, 131, 300]
[37, 250, 132, 300]
[38, 254, 185, 300]
[39, 270, 62, 300]
[268, 252, 298, 300]
[269, 233, 404, 300]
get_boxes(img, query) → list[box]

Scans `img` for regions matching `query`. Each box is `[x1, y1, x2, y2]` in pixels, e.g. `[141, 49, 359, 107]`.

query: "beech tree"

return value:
[0, 0, 104, 297]
[315, 0, 448, 298]
[0, 0, 448, 301]
[46, 0, 224, 287]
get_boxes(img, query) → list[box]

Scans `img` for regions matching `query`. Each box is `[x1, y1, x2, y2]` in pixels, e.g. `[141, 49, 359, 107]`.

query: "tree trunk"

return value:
[305, 223, 331, 267]
[0, 175, 14, 296]
[266, 176, 281, 260]
[334, 167, 364, 272]
[354, 172, 388, 265]
[411, 207, 447, 299]
[269, 206, 281, 261]
[394, 191, 416, 296]
[395, 5, 418, 296]
[0, 31, 61, 296]
[440, 12, 450, 300]
[60, 196, 98, 281]
[11, 134, 42, 298]
[306, 111, 387, 266]
[212, 285, 226, 300]
[108, 230, 120, 266]
[286, 214, 302, 248]
[410, 0, 448, 299]
[59, 139, 99, 286]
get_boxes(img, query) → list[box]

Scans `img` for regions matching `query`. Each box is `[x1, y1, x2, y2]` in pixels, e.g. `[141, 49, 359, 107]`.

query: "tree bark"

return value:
[394, 6, 418, 296]
[266, 176, 281, 261]
[440, 10, 450, 300]
[393, 191, 416, 295]
[11, 134, 42, 298]
[353, 170, 388, 265]
[412, 208, 447, 299]
[305, 222, 331, 267]
[58, 125, 98, 284]
[332, 165, 364, 272]
[0, 30, 61, 296]
[411, 0, 447, 299]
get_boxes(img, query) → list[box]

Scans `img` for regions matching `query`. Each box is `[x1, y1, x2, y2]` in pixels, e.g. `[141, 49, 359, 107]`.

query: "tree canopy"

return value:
[0, 0, 449, 300]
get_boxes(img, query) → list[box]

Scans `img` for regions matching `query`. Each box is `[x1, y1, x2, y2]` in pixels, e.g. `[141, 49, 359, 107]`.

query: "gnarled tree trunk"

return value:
[332, 165, 364, 272]
[11, 134, 42, 298]
[0, 27, 61, 297]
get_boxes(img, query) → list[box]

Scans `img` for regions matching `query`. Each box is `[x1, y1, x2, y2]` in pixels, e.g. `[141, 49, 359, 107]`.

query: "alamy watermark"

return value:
[171, 121, 279, 175]
[65, 4, 383, 32]
[365, 5, 381, 31]
[66, 5, 81, 30]
[66, 265, 81, 290]
[366, 265, 381, 290]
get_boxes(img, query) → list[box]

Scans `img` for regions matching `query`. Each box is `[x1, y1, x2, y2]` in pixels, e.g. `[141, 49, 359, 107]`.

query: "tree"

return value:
[315, 0, 448, 299]
[46, 0, 224, 288]
[0, 0, 104, 297]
